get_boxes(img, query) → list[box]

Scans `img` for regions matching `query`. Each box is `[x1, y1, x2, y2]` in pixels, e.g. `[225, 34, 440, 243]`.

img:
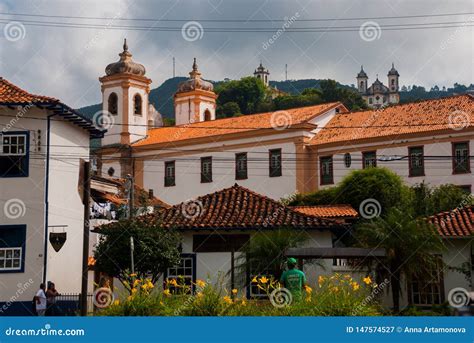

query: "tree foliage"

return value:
[354, 208, 445, 312]
[216, 77, 267, 115]
[94, 218, 182, 286]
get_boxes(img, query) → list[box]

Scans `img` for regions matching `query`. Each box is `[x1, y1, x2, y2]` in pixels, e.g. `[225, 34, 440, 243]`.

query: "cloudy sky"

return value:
[0, 0, 473, 108]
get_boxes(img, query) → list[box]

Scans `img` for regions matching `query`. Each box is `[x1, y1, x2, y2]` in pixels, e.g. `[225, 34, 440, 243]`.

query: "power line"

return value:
[0, 18, 473, 33]
[1, 11, 472, 22]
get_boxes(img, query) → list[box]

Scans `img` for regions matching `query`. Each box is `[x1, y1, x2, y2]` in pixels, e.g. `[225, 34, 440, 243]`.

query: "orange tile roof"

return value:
[311, 95, 474, 146]
[133, 102, 344, 147]
[0, 77, 58, 103]
[291, 205, 358, 218]
[427, 205, 473, 237]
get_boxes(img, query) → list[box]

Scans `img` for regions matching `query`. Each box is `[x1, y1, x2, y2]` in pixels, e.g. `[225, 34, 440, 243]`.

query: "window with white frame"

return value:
[0, 248, 22, 271]
[166, 255, 194, 293]
[0, 133, 28, 177]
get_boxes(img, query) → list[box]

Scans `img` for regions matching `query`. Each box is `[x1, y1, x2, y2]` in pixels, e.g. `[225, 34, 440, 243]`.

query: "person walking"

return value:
[280, 257, 307, 300]
[34, 283, 47, 316]
[46, 281, 60, 316]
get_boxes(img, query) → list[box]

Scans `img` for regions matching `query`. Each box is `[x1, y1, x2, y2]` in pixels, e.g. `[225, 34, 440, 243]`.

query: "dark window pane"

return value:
[269, 149, 282, 177]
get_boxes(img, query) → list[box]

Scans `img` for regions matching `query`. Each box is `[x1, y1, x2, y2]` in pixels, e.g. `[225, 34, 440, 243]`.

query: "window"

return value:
[269, 149, 282, 177]
[165, 254, 195, 294]
[344, 153, 351, 168]
[133, 94, 142, 115]
[0, 132, 29, 178]
[362, 151, 377, 168]
[409, 261, 444, 306]
[108, 92, 118, 115]
[201, 157, 212, 183]
[452, 142, 470, 174]
[368, 98, 373, 104]
[409, 146, 424, 177]
[204, 110, 211, 121]
[235, 153, 248, 180]
[391, 79, 395, 85]
[457, 185, 472, 194]
[320, 156, 334, 185]
[164, 161, 175, 187]
[0, 225, 26, 272]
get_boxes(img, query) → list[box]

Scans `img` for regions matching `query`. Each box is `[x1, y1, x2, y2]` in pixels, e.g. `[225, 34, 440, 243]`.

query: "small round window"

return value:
[344, 153, 351, 168]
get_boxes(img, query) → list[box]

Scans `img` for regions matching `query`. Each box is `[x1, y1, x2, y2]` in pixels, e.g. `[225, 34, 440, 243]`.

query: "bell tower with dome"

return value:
[174, 58, 217, 126]
[99, 39, 152, 147]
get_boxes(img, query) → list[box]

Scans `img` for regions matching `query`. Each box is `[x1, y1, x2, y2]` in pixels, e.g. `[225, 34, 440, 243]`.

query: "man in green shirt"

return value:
[280, 257, 307, 299]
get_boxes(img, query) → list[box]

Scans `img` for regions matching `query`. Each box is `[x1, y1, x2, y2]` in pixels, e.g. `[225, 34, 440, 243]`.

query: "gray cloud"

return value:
[0, 0, 472, 108]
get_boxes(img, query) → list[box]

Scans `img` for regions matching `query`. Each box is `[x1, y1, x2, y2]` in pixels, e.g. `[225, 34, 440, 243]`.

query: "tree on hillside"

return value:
[94, 218, 182, 289]
[216, 77, 266, 115]
[354, 208, 445, 312]
[319, 79, 368, 111]
[216, 101, 241, 118]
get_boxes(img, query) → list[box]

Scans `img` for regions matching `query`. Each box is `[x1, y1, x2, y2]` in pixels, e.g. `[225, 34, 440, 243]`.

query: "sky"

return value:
[0, 0, 473, 108]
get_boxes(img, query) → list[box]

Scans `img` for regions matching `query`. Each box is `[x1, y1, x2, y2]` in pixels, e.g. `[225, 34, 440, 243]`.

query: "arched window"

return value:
[360, 81, 364, 89]
[108, 93, 118, 115]
[204, 109, 211, 121]
[391, 79, 395, 85]
[134, 94, 142, 115]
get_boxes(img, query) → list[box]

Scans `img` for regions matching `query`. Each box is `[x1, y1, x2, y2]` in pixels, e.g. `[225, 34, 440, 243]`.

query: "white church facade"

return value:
[357, 64, 400, 108]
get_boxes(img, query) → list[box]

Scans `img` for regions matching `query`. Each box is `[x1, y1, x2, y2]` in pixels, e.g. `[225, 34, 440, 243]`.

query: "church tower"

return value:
[387, 63, 400, 104]
[99, 39, 152, 147]
[356, 66, 368, 94]
[254, 62, 270, 87]
[174, 58, 217, 126]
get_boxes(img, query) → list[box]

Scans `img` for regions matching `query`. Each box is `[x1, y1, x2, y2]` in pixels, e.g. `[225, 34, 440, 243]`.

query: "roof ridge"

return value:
[291, 204, 353, 208]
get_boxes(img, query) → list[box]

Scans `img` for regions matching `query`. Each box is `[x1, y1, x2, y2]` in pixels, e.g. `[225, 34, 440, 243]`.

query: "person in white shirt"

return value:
[34, 283, 47, 316]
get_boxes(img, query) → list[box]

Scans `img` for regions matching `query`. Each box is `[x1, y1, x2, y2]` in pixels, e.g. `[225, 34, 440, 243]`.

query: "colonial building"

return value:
[254, 62, 270, 87]
[0, 77, 104, 315]
[357, 64, 400, 108]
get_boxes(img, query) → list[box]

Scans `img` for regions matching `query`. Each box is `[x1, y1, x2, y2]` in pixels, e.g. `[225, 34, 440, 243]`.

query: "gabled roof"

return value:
[427, 205, 473, 238]
[311, 94, 474, 146]
[133, 102, 345, 147]
[0, 77, 104, 138]
[291, 205, 358, 218]
[145, 184, 348, 231]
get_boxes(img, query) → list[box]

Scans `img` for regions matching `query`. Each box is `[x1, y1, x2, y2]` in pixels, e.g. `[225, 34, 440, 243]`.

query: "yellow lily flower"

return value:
[223, 296, 232, 304]
[259, 276, 268, 284]
[363, 276, 372, 285]
[163, 289, 171, 296]
[232, 289, 238, 295]
[196, 279, 206, 288]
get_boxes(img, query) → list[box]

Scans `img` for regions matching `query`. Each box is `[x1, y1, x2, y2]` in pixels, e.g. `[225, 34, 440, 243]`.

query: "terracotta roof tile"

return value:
[311, 95, 474, 146]
[291, 205, 358, 218]
[144, 184, 348, 231]
[427, 205, 474, 237]
[133, 102, 344, 147]
[0, 77, 58, 103]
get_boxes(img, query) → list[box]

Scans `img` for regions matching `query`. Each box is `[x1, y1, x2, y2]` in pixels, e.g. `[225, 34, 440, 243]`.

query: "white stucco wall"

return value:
[141, 138, 299, 205]
[0, 108, 47, 302]
[317, 134, 473, 190]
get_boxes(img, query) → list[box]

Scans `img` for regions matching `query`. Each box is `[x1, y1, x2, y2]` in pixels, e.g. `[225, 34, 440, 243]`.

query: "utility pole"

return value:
[80, 161, 90, 316]
[125, 174, 135, 275]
